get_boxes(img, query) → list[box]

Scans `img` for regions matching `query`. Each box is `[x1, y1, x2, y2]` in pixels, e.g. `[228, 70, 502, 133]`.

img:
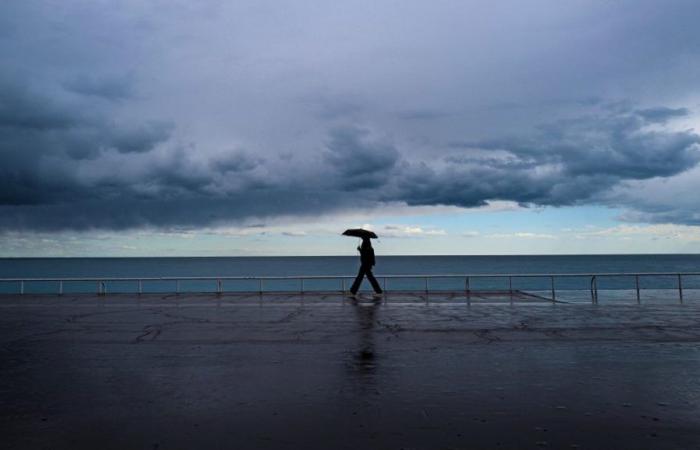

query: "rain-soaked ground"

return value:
[2, 291, 700, 449]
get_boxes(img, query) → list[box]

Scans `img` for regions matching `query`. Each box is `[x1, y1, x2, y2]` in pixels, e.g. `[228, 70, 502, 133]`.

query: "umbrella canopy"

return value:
[342, 228, 378, 239]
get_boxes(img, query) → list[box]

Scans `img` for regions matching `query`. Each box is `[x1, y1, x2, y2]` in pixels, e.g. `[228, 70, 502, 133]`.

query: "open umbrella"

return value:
[342, 228, 378, 239]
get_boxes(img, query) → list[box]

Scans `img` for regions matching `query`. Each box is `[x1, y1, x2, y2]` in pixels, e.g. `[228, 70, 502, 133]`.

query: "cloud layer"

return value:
[1, 1, 700, 231]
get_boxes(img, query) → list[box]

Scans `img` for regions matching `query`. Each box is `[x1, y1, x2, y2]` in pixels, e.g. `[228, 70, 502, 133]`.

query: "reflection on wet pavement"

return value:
[2, 293, 700, 449]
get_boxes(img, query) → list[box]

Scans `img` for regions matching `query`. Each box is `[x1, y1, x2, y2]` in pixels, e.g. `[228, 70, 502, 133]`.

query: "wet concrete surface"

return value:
[2, 292, 700, 449]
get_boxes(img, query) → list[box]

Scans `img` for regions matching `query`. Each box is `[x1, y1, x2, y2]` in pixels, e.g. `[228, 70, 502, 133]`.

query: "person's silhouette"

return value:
[350, 238, 383, 295]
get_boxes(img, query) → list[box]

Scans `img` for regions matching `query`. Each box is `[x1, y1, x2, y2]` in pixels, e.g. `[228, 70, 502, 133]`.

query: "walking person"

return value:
[350, 237, 383, 296]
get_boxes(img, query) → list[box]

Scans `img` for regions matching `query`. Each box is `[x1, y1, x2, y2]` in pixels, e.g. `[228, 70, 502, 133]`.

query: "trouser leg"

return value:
[350, 266, 366, 294]
[365, 268, 383, 293]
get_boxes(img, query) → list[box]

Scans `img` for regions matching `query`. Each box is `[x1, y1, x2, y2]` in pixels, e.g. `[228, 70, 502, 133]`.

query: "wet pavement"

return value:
[2, 292, 700, 449]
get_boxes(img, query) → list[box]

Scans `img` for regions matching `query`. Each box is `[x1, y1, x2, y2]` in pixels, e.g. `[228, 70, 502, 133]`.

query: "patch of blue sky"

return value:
[371, 205, 622, 235]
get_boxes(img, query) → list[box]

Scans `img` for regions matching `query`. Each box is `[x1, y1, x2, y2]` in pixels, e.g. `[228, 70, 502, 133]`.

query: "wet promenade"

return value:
[2, 292, 700, 449]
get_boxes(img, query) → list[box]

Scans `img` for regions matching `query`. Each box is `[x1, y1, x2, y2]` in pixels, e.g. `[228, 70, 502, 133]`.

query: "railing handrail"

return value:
[0, 271, 699, 282]
[1, 271, 695, 303]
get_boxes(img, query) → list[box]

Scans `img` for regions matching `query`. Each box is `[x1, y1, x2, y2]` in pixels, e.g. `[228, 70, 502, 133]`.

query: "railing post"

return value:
[259, 279, 263, 295]
[383, 277, 387, 293]
[175, 280, 179, 295]
[635, 275, 640, 304]
[678, 274, 683, 304]
[59, 281, 63, 296]
[424, 277, 428, 294]
[138, 280, 142, 295]
[20, 280, 24, 296]
[550, 276, 556, 303]
[217, 279, 222, 296]
[301, 278, 304, 294]
[342, 278, 346, 293]
[465, 276, 471, 305]
[594, 276, 598, 304]
[508, 276, 513, 294]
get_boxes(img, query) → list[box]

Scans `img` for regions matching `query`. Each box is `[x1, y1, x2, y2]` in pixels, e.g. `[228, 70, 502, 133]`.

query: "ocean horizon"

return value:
[3, 253, 700, 273]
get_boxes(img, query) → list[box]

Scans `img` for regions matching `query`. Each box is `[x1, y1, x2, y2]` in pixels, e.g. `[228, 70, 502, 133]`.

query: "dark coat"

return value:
[359, 244, 375, 267]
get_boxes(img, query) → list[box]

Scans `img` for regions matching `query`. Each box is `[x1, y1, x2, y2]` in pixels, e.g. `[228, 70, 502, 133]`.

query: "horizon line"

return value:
[1, 252, 699, 259]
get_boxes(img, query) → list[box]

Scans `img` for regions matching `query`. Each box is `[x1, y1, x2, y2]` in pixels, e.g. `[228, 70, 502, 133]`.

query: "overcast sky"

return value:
[2, 0, 700, 256]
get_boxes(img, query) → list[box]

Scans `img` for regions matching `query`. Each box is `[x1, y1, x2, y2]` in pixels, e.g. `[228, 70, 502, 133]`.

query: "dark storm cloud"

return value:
[0, 191, 363, 231]
[211, 151, 264, 173]
[0, 74, 174, 207]
[107, 121, 173, 154]
[1, 97, 699, 230]
[324, 127, 400, 191]
[605, 165, 700, 226]
[636, 107, 689, 124]
[470, 108, 700, 180]
[63, 75, 133, 101]
[620, 209, 700, 227]
[0, 77, 171, 158]
[402, 106, 700, 208]
[2, 0, 700, 231]
[0, 82, 77, 130]
[311, 97, 364, 120]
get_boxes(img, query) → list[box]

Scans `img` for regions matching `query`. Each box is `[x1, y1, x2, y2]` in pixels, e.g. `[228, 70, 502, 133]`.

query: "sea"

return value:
[1, 255, 699, 298]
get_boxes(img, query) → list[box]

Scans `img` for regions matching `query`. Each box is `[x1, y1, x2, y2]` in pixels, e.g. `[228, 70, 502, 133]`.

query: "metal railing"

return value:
[0, 272, 698, 303]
